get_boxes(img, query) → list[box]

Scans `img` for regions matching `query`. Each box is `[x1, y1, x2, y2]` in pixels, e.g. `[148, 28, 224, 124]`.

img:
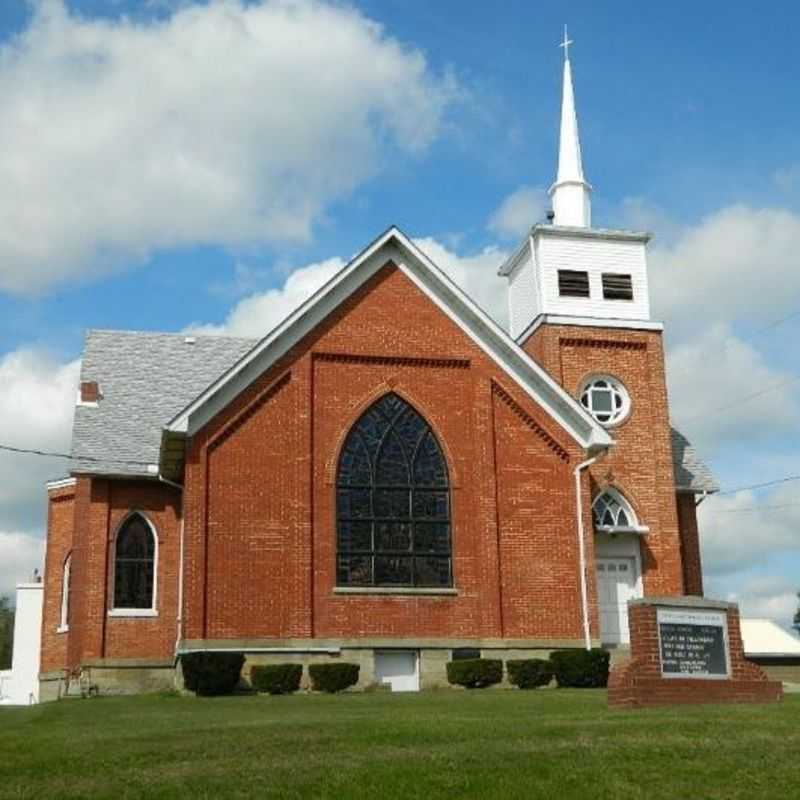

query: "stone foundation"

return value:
[40, 639, 592, 699]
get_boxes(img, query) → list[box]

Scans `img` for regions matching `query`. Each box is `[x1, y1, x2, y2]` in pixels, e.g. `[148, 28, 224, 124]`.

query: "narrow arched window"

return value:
[337, 393, 451, 588]
[593, 489, 638, 531]
[113, 514, 156, 610]
[58, 553, 71, 632]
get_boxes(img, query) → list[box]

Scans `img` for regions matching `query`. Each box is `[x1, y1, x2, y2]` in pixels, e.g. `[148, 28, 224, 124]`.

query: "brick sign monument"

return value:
[608, 597, 783, 708]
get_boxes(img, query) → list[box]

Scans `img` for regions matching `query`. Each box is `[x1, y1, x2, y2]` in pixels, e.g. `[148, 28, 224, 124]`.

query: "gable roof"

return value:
[71, 330, 256, 476]
[69, 338, 716, 494]
[164, 226, 613, 459]
[670, 427, 720, 493]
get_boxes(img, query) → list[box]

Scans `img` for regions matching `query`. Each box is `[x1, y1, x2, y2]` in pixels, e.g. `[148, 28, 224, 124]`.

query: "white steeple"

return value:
[549, 27, 592, 228]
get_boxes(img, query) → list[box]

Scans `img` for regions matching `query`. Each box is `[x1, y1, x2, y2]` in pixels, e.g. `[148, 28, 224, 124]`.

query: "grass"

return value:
[1, 690, 798, 799]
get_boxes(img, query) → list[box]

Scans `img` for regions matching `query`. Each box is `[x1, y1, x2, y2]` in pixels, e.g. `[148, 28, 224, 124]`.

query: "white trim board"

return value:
[46, 477, 77, 491]
[517, 314, 664, 346]
[164, 227, 612, 454]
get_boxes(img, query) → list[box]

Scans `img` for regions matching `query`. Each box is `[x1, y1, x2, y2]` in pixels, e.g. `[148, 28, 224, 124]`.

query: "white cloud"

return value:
[0, 532, 45, 598]
[649, 205, 800, 333]
[0, 0, 457, 294]
[487, 186, 548, 239]
[708, 574, 799, 632]
[699, 484, 800, 579]
[666, 323, 800, 450]
[193, 237, 510, 338]
[191, 256, 344, 337]
[0, 348, 79, 537]
[412, 238, 509, 325]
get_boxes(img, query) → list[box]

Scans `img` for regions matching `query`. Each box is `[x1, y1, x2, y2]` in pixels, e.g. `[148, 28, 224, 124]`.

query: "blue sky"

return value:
[0, 0, 798, 625]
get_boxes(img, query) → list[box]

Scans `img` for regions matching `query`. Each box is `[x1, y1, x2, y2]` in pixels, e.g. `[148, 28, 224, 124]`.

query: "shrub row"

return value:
[180, 649, 609, 696]
[445, 650, 609, 690]
[180, 653, 361, 696]
[250, 663, 303, 695]
[180, 652, 245, 697]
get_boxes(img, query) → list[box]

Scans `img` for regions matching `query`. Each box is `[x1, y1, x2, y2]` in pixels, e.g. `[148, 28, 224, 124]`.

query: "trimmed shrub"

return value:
[446, 658, 503, 689]
[550, 649, 610, 688]
[507, 658, 553, 689]
[181, 652, 245, 696]
[250, 663, 303, 695]
[309, 663, 360, 693]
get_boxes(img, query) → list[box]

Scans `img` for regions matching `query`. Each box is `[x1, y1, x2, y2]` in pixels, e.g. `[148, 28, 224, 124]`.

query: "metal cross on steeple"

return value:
[559, 24, 573, 61]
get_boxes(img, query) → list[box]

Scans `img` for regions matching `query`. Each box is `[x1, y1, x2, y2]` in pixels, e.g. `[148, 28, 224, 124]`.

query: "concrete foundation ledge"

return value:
[39, 662, 176, 701]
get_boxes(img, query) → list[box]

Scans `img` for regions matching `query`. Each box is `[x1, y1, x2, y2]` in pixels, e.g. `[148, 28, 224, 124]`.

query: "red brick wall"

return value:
[676, 493, 703, 596]
[40, 484, 75, 673]
[181, 263, 592, 643]
[102, 481, 182, 660]
[58, 477, 181, 668]
[523, 324, 684, 597]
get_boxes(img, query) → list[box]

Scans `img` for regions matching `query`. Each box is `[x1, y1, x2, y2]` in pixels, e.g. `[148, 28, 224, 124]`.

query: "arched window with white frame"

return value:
[593, 488, 646, 534]
[111, 513, 158, 615]
[58, 552, 71, 632]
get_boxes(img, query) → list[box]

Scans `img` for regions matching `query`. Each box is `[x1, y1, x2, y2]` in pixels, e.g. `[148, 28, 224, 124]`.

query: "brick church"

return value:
[38, 49, 717, 697]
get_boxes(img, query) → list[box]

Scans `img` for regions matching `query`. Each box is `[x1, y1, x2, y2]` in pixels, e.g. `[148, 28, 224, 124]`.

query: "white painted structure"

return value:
[374, 650, 419, 692]
[499, 34, 654, 341]
[550, 28, 592, 229]
[594, 533, 644, 645]
[0, 582, 44, 705]
[740, 619, 800, 657]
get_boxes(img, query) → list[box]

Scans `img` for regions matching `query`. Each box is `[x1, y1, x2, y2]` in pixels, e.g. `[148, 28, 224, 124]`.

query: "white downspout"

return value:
[574, 454, 601, 651]
[175, 516, 185, 656]
[158, 473, 185, 658]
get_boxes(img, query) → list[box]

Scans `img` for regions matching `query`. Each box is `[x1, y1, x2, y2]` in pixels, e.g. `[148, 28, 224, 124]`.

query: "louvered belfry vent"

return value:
[558, 270, 590, 298]
[602, 273, 634, 301]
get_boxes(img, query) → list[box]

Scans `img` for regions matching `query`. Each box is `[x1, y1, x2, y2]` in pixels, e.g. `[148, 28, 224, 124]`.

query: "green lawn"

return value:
[1, 690, 798, 799]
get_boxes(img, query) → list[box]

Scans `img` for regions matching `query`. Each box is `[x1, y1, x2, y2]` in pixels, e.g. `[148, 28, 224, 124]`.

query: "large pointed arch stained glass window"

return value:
[337, 393, 452, 588]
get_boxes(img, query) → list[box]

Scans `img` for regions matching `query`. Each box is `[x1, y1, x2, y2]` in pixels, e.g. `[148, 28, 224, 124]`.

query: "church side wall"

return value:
[56, 477, 181, 681]
[676, 492, 703, 596]
[182, 263, 591, 646]
[523, 324, 684, 598]
[40, 484, 76, 674]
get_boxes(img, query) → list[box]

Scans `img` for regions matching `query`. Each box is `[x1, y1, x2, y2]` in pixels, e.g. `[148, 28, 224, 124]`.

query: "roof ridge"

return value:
[84, 328, 259, 342]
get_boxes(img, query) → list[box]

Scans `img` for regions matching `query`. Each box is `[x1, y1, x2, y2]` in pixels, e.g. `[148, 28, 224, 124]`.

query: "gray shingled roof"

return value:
[670, 427, 720, 493]
[70, 329, 718, 493]
[71, 330, 257, 476]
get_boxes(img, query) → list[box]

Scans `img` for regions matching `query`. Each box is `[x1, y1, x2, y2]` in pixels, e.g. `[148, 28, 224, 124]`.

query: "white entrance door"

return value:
[596, 557, 637, 645]
[374, 651, 419, 692]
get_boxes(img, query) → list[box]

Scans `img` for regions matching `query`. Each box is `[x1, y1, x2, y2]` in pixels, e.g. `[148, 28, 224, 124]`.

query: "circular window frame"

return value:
[578, 374, 631, 428]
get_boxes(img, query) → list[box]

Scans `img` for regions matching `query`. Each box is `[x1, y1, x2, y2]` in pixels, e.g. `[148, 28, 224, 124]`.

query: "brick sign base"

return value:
[608, 597, 783, 709]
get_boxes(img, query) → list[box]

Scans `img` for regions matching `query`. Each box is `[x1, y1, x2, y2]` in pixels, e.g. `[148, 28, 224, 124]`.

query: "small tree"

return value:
[793, 592, 800, 634]
[0, 596, 14, 670]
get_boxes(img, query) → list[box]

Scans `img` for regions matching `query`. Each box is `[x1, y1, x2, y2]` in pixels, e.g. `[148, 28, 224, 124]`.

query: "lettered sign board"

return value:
[657, 608, 729, 679]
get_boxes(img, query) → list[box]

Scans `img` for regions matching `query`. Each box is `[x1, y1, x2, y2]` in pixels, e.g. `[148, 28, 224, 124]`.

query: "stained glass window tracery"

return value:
[592, 490, 637, 530]
[113, 514, 156, 609]
[337, 393, 451, 587]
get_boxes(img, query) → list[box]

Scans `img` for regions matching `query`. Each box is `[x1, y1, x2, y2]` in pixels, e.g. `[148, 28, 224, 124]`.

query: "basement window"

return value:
[558, 270, 590, 298]
[602, 273, 634, 301]
[452, 648, 481, 661]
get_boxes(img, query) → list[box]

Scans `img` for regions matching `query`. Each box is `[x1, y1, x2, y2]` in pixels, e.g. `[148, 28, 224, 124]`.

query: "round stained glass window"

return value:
[579, 376, 630, 426]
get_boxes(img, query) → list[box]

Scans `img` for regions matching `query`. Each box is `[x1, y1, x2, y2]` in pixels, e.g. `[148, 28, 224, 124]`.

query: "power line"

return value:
[715, 474, 800, 497]
[0, 443, 153, 467]
[2, 443, 798, 499]
[678, 374, 800, 424]
[754, 310, 800, 335]
[710, 503, 800, 513]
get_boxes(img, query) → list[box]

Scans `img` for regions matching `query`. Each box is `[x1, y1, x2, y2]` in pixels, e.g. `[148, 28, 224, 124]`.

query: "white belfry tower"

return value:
[550, 27, 592, 228]
[498, 29, 655, 341]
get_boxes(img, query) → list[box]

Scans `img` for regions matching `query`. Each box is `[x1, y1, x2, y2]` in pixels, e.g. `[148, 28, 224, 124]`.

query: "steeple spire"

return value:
[549, 26, 592, 228]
